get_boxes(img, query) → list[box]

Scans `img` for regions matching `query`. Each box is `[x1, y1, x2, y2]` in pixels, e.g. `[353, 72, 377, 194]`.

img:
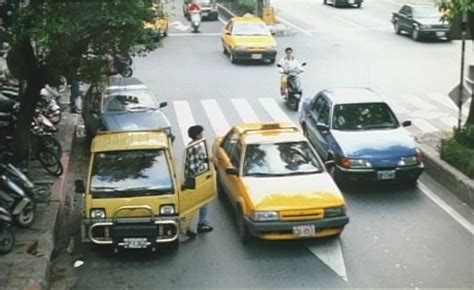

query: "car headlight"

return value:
[160, 205, 175, 215]
[251, 211, 279, 221]
[398, 151, 423, 166]
[324, 206, 346, 218]
[90, 209, 106, 219]
[235, 45, 247, 51]
[340, 158, 372, 169]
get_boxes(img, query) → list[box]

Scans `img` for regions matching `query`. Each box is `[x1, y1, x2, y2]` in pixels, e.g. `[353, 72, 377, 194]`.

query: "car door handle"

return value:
[205, 174, 212, 180]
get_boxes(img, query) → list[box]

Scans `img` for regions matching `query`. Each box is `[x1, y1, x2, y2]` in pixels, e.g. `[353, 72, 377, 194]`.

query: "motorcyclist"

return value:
[188, 0, 201, 15]
[278, 47, 304, 100]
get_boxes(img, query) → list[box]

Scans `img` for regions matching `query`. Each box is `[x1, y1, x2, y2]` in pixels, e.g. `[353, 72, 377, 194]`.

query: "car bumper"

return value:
[232, 50, 277, 61]
[337, 163, 424, 182]
[200, 10, 218, 19]
[419, 29, 450, 38]
[244, 216, 349, 240]
[335, 0, 363, 5]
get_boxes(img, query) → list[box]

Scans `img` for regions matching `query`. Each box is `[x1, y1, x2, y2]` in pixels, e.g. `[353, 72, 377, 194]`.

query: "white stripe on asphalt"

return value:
[201, 99, 230, 137]
[173, 101, 196, 144]
[411, 119, 439, 133]
[418, 182, 474, 235]
[440, 117, 458, 129]
[231, 98, 260, 123]
[425, 92, 459, 111]
[258, 97, 293, 123]
[276, 15, 312, 36]
[306, 239, 348, 282]
[332, 15, 369, 31]
[399, 94, 438, 111]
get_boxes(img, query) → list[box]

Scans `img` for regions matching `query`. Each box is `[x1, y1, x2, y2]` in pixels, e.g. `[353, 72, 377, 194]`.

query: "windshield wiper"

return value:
[127, 106, 156, 112]
[245, 172, 275, 177]
[282, 170, 322, 176]
[90, 186, 119, 192]
[364, 124, 397, 129]
[119, 186, 168, 191]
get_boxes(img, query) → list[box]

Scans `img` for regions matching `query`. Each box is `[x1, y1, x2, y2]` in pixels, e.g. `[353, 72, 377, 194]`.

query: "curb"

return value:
[420, 143, 474, 208]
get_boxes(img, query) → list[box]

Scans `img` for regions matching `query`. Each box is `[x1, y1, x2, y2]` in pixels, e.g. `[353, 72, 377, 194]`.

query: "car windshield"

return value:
[233, 23, 270, 36]
[103, 90, 157, 113]
[243, 142, 323, 177]
[413, 6, 441, 18]
[196, 0, 212, 4]
[90, 150, 174, 198]
[332, 102, 399, 131]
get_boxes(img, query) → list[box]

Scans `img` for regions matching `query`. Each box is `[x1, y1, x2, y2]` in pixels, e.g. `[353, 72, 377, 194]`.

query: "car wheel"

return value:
[411, 27, 420, 41]
[326, 158, 344, 185]
[236, 206, 252, 243]
[163, 27, 168, 37]
[394, 22, 401, 34]
[230, 53, 237, 64]
[0, 227, 15, 255]
[222, 45, 228, 55]
[323, 0, 327, 4]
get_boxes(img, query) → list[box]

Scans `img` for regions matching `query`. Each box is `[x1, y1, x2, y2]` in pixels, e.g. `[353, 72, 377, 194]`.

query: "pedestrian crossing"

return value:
[169, 93, 471, 145]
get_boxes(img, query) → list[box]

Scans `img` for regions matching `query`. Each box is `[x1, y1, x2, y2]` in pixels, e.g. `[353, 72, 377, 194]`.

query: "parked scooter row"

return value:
[83, 52, 133, 78]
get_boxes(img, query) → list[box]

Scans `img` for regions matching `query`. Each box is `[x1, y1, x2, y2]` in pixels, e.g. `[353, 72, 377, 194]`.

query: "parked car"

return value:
[212, 122, 349, 242]
[221, 15, 277, 64]
[299, 88, 424, 186]
[82, 77, 174, 141]
[391, 4, 451, 41]
[323, 0, 362, 8]
[183, 0, 218, 20]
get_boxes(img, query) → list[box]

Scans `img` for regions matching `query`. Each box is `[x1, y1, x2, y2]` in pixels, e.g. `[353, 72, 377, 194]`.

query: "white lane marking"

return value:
[418, 182, 474, 235]
[332, 15, 369, 31]
[173, 101, 196, 144]
[411, 119, 439, 133]
[425, 92, 459, 111]
[276, 15, 312, 36]
[258, 97, 293, 123]
[201, 99, 230, 137]
[306, 239, 348, 282]
[399, 94, 438, 111]
[231, 98, 260, 123]
[218, 17, 228, 25]
[168, 33, 221, 37]
[440, 117, 458, 129]
[170, 20, 190, 31]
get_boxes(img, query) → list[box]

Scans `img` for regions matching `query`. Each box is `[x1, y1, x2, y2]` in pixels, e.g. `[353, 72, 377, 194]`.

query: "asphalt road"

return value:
[51, 0, 473, 288]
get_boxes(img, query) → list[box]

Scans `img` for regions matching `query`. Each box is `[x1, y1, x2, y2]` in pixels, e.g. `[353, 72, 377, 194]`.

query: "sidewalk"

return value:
[0, 110, 78, 290]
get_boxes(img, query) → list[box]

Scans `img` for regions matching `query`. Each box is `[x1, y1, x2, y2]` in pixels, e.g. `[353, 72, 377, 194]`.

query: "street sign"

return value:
[449, 83, 471, 107]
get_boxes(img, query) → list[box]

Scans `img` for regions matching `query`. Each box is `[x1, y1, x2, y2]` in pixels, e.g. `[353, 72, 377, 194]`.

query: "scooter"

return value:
[190, 11, 201, 33]
[0, 204, 14, 255]
[277, 62, 307, 111]
[39, 86, 62, 125]
[0, 176, 36, 229]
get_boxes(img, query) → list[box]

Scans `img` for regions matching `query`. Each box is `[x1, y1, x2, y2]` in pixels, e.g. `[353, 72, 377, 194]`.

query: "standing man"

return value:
[68, 78, 80, 113]
[185, 125, 213, 238]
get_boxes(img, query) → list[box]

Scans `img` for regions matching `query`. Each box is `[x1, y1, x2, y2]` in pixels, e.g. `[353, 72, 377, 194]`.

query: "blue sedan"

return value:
[299, 88, 424, 185]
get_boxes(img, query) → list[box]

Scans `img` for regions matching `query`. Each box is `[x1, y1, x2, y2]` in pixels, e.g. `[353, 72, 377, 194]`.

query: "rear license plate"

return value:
[377, 170, 396, 180]
[348, 0, 355, 3]
[436, 31, 446, 37]
[293, 225, 315, 237]
[202, 12, 208, 17]
[123, 238, 148, 249]
[251, 54, 262, 59]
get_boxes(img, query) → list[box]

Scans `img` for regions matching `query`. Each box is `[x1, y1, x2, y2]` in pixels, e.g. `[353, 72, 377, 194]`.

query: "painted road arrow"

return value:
[306, 238, 348, 282]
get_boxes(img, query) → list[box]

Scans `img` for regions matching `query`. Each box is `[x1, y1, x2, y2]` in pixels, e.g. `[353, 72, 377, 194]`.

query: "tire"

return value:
[40, 136, 62, 159]
[236, 207, 252, 243]
[394, 22, 401, 34]
[326, 158, 344, 186]
[223, 45, 228, 55]
[411, 27, 420, 41]
[37, 149, 64, 176]
[13, 199, 36, 228]
[230, 53, 237, 64]
[163, 28, 168, 37]
[356, 2, 361, 8]
[0, 227, 15, 255]
[323, 0, 327, 4]
[121, 67, 133, 78]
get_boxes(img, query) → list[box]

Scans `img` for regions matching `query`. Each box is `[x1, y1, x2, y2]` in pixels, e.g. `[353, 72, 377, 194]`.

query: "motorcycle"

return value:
[38, 86, 62, 125]
[277, 62, 307, 111]
[0, 176, 36, 229]
[190, 11, 201, 33]
[0, 204, 14, 255]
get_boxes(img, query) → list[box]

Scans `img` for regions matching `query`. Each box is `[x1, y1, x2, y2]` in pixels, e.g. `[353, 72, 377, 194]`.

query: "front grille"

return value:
[280, 209, 324, 221]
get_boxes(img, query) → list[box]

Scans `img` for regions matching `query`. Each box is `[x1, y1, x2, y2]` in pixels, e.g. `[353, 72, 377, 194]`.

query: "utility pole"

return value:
[457, 12, 467, 129]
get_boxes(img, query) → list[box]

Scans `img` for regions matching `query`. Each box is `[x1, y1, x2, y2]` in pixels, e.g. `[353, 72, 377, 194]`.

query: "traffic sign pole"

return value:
[458, 12, 467, 129]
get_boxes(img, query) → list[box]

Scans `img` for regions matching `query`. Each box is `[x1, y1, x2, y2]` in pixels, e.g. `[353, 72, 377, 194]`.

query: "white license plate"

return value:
[251, 54, 262, 59]
[123, 238, 148, 249]
[377, 170, 396, 180]
[202, 12, 208, 17]
[348, 0, 355, 3]
[436, 31, 446, 37]
[293, 225, 315, 237]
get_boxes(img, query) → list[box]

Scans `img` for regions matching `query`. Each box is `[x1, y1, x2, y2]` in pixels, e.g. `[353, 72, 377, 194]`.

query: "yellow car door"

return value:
[179, 139, 217, 223]
[222, 21, 234, 51]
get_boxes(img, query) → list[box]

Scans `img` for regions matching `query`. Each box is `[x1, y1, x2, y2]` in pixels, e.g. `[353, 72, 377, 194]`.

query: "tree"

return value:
[438, 0, 474, 125]
[6, 0, 156, 165]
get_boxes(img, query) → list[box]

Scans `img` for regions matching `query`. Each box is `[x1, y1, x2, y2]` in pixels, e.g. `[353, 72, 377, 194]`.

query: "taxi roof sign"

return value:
[239, 122, 299, 135]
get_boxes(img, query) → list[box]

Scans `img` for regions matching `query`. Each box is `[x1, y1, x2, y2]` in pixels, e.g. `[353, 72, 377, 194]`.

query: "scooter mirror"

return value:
[276, 64, 282, 68]
[159, 101, 168, 108]
[302, 62, 307, 66]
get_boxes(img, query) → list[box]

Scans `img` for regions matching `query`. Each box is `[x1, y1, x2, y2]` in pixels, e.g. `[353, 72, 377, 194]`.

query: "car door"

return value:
[179, 139, 217, 220]
[222, 21, 234, 51]
[215, 130, 240, 198]
[305, 94, 333, 160]
[400, 6, 412, 30]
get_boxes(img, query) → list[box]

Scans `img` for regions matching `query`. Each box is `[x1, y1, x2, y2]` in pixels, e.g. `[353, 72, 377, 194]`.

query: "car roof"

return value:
[106, 77, 148, 92]
[233, 123, 307, 145]
[232, 15, 265, 24]
[91, 130, 169, 153]
[323, 88, 385, 105]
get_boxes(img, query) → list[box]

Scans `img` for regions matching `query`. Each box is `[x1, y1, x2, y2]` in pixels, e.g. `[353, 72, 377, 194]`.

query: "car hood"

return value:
[242, 173, 344, 211]
[101, 110, 171, 132]
[233, 36, 275, 47]
[331, 128, 418, 165]
[416, 17, 448, 26]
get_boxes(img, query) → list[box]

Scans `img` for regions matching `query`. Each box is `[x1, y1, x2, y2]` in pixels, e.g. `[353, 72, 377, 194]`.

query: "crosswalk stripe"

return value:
[231, 98, 260, 123]
[173, 101, 196, 144]
[399, 94, 438, 111]
[440, 117, 458, 129]
[425, 92, 459, 111]
[258, 97, 293, 123]
[412, 119, 439, 133]
[201, 99, 230, 137]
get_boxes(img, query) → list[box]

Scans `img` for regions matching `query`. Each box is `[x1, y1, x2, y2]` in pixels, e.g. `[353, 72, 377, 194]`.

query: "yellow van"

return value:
[75, 130, 216, 252]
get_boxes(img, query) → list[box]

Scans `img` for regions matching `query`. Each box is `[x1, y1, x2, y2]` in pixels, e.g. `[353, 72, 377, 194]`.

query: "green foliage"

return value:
[440, 126, 474, 178]
[438, 0, 474, 16]
[218, 0, 256, 15]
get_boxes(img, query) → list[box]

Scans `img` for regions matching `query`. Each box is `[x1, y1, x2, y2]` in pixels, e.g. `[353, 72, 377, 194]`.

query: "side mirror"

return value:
[225, 167, 238, 176]
[324, 160, 335, 166]
[159, 101, 168, 108]
[276, 64, 282, 68]
[316, 122, 330, 131]
[271, 31, 276, 36]
[75, 179, 86, 194]
[402, 120, 412, 127]
[302, 62, 307, 66]
[182, 177, 196, 190]
[225, 31, 231, 36]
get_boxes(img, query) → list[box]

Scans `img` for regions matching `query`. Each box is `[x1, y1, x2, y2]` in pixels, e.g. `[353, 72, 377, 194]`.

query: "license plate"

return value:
[123, 238, 148, 249]
[202, 12, 208, 17]
[436, 31, 446, 37]
[293, 225, 315, 237]
[251, 54, 262, 59]
[348, 0, 355, 3]
[377, 170, 396, 180]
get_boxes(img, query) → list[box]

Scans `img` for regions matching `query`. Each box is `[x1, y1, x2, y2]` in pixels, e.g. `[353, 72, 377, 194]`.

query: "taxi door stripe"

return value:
[411, 118, 439, 134]
[201, 99, 231, 137]
[231, 98, 260, 123]
[173, 100, 196, 144]
[258, 97, 293, 124]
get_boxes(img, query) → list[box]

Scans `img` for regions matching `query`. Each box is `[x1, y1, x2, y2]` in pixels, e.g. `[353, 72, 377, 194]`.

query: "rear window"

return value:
[232, 23, 270, 36]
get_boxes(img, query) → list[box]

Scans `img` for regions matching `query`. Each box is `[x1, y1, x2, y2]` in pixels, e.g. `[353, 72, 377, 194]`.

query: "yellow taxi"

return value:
[75, 130, 216, 252]
[144, 4, 169, 42]
[212, 123, 349, 242]
[221, 14, 277, 64]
